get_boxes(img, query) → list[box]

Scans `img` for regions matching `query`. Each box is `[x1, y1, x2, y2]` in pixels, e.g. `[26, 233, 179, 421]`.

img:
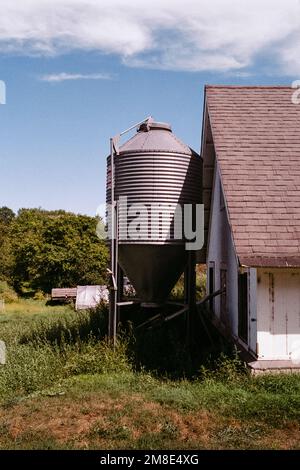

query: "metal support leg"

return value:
[108, 137, 118, 347]
[117, 265, 124, 327]
[108, 239, 118, 345]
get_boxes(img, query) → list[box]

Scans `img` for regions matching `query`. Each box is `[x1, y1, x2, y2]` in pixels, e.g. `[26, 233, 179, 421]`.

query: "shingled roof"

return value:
[205, 85, 300, 267]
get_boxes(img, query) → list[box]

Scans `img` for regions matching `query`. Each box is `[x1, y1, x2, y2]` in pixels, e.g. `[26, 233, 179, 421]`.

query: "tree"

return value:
[0, 207, 15, 281]
[0, 206, 15, 225]
[10, 208, 109, 293]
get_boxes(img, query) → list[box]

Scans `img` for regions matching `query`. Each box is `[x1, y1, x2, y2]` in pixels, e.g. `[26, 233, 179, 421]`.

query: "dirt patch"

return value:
[0, 393, 218, 448]
[1, 393, 300, 450]
[260, 422, 300, 450]
[2, 395, 122, 443]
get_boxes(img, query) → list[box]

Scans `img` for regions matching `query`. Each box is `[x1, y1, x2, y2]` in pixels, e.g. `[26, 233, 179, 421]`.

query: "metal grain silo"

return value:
[106, 118, 201, 308]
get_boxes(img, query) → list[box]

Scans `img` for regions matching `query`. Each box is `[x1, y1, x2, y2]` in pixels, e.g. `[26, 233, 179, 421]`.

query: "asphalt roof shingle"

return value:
[206, 85, 300, 267]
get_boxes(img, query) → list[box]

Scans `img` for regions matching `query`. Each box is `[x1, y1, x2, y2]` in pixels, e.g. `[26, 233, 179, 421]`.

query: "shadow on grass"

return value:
[121, 303, 242, 380]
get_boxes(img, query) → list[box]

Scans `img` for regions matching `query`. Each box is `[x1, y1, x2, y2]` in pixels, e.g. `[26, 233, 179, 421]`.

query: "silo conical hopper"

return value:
[107, 119, 201, 306]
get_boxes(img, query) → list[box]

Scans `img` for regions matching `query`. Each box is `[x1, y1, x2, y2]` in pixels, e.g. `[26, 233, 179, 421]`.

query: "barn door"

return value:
[286, 272, 300, 360]
[257, 271, 294, 360]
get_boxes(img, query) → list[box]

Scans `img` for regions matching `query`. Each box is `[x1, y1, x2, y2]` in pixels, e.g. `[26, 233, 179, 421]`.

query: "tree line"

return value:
[0, 206, 109, 294]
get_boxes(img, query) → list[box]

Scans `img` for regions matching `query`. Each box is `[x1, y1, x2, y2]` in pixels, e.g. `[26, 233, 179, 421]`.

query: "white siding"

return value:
[257, 269, 300, 360]
[207, 166, 239, 336]
[206, 168, 300, 363]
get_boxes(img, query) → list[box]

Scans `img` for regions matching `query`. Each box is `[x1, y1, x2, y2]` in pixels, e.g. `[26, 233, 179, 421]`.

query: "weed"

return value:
[160, 420, 179, 439]
[91, 421, 131, 440]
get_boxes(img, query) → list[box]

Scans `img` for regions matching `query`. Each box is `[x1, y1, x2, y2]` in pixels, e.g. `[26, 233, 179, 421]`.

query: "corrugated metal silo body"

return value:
[107, 120, 202, 305]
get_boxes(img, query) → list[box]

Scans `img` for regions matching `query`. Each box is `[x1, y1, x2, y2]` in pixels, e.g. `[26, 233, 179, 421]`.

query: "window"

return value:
[220, 269, 227, 324]
[238, 272, 248, 344]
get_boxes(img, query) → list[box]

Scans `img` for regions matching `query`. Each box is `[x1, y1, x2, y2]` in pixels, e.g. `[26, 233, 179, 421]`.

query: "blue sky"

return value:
[0, 0, 299, 216]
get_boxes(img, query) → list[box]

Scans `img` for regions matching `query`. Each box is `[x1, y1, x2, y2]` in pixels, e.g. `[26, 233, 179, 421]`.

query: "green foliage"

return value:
[0, 281, 18, 304]
[253, 373, 300, 395]
[0, 207, 15, 225]
[198, 349, 249, 383]
[0, 342, 64, 398]
[196, 267, 207, 299]
[33, 290, 46, 301]
[0, 208, 15, 282]
[0, 207, 109, 293]
[170, 266, 206, 302]
[90, 421, 132, 440]
[63, 340, 131, 377]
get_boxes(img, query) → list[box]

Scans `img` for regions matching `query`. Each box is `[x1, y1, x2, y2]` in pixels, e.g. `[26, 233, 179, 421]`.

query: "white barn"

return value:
[201, 85, 300, 373]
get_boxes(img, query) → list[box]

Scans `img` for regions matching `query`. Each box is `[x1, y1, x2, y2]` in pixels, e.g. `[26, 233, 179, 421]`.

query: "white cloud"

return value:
[40, 72, 112, 82]
[0, 0, 300, 74]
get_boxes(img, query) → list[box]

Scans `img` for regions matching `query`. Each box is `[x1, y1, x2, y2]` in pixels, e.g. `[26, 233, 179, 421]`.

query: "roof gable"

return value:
[205, 85, 300, 267]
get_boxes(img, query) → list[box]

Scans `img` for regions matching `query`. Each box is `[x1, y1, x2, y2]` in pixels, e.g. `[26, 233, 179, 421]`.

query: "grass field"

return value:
[0, 299, 300, 450]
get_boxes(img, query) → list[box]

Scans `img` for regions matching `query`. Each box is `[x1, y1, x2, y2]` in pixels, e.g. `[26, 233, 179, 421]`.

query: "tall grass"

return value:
[0, 303, 131, 402]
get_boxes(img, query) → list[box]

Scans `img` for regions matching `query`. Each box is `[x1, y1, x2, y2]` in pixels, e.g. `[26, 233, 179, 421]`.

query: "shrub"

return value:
[63, 339, 132, 376]
[33, 290, 46, 301]
[170, 265, 206, 302]
[198, 349, 249, 383]
[0, 281, 18, 304]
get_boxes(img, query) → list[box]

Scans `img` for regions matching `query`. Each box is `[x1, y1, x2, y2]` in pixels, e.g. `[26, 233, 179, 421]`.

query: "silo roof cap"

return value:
[138, 120, 172, 132]
[119, 118, 199, 157]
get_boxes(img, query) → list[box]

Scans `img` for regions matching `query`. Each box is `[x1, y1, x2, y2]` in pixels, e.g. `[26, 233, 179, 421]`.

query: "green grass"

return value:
[0, 299, 74, 342]
[0, 299, 300, 449]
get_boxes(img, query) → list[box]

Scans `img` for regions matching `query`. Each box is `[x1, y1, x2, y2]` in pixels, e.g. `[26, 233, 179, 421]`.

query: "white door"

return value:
[273, 272, 288, 358]
[287, 273, 300, 361]
[257, 270, 300, 360]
